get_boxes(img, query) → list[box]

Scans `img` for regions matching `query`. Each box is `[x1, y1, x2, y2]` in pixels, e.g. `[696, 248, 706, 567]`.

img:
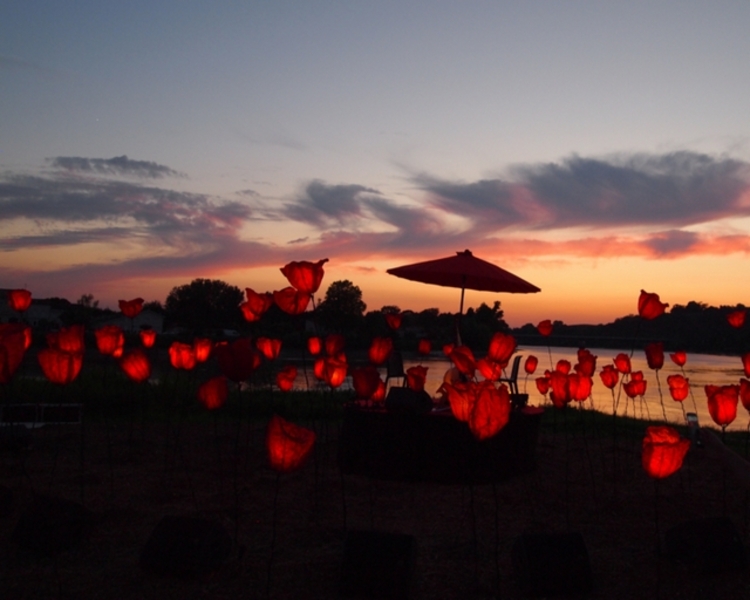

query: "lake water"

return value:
[294, 346, 749, 432]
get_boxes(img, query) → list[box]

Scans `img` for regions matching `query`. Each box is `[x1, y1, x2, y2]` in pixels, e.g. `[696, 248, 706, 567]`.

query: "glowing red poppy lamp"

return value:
[198, 376, 228, 410]
[215, 338, 261, 382]
[48, 324, 86, 354]
[273, 287, 311, 315]
[266, 414, 316, 473]
[385, 313, 403, 330]
[119, 298, 144, 319]
[638, 290, 668, 320]
[599, 364, 619, 389]
[119, 349, 151, 383]
[256, 337, 282, 361]
[642, 425, 690, 479]
[0, 324, 28, 383]
[169, 341, 197, 370]
[368, 337, 393, 365]
[38, 348, 83, 385]
[351, 366, 381, 400]
[406, 365, 428, 392]
[613, 353, 631, 375]
[140, 328, 156, 348]
[307, 336, 322, 356]
[667, 374, 690, 402]
[727, 309, 746, 329]
[275, 365, 298, 392]
[706, 384, 739, 429]
[537, 320, 553, 336]
[645, 342, 664, 370]
[8, 289, 32, 313]
[670, 351, 687, 367]
[487, 332, 516, 365]
[280, 258, 328, 295]
[524, 355, 538, 375]
[323, 357, 348, 389]
[417, 339, 431, 355]
[240, 288, 274, 322]
[742, 353, 750, 378]
[95, 325, 125, 358]
[193, 337, 213, 363]
[469, 381, 511, 440]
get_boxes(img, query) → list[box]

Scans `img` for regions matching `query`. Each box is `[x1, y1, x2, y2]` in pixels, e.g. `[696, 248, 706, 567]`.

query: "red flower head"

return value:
[645, 342, 664, 370]
[385, 313, 403, 330]
[215, 338, 261, 382]
[351, 366, 382, 400]
[323, 356, 348, 388]
[406, 365, 428, 392]
[599, 364, 619, 389]
[8, 289, 32, 313]
[638, 290, 668, 320]
[727, 309, 746, 329]
[0, 324, 28, 383]
[266, 414, 316, 473]
[313, 357, 326, 381]
[48, 324, 86, 354]
[417, 339, 431, 355]
[368, 336, 393, 365]
[198, 376, 228, 410]
[256, 337, 282, 361]
[706, 384, 739, 428]
[273, 287, 311, 315]
[569, 374, 593, 402]
[624, 371, 647, 398]
[119, 298, 144, 319]
[38, 348, 83, 385]
[487, 332, 517, 365]
[524, 355, 539, 375]
[667, 374, 690, 402]
[442, 343, 454, 357]
[240, 288, 274, 322]
[642, 425, 690, 479]
[536, 319, 553, 336]
[450, 345, 477, 378]
[169, 341, 196, 370]
[555, 359, 571, 375]
[280, 259, 328, 294]
[445, 381, 475, 422]
[119, 349, 151, 383]
[614, 353, 632, 375]
[371, 380, 386, 403]
[276, 365, 298, 392]
[740, 379, 750, 412]
[324, 333, 345, 356]
[670, 351, 687, 367]
[193, 337, 213, 363]
[548, 370, 571, 408]
[469, 381, 511, 441]
[477, 358, 504, 382]
[95, 325, 125, 358]
[140, 328, 156, 348]
[307, 336, 322, 356]
[575, 349, 597, 377]
[535, 375, 550, 395]
[742, 353, 750, 378]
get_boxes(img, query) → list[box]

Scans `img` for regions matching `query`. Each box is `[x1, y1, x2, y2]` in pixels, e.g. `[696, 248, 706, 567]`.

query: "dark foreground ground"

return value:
[2, 409, 750, 599]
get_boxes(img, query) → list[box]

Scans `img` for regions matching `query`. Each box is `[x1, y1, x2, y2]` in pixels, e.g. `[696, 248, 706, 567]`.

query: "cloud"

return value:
[415, 151, 750, 231]
[282, 180, 381, 226]
[48, 155, 185, 179]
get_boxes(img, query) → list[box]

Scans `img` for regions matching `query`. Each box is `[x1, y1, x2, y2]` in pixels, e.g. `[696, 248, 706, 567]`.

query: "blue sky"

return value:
[2, 1, 750, 325]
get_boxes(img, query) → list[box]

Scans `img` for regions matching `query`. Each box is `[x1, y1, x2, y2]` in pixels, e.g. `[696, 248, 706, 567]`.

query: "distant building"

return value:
[0, 290, 66, 327]
[94, 310, 164, 334]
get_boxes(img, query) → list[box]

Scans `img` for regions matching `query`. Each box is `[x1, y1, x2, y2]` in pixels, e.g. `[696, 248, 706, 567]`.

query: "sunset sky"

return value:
[2, 2, 749, 327]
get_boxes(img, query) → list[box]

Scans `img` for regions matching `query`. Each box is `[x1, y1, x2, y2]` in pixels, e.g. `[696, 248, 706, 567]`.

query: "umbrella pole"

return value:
[457, 283, 466, 346]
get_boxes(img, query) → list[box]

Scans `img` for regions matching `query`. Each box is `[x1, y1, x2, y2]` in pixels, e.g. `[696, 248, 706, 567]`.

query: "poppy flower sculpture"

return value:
[198, 376, 229, 410]
[469, 381, 511, 441]
[706, 384, 739, 430]
[8, 289, 32, 313]
[548, 370, 571, 408]
[487, 332, 517, 366]
[240, 288, 274, 322]
[450, 345, 477, 378]
[256, 337, 282, 361]
[385, 313, 403, 330]
[667, 374, 690, 403]
[275, 365, 298, 392]
[406, 365, 428, 393]
[216, 338, 262, 383]
[444, 381, 475, 422]
[535, 375, 550, 397]
[0, 324, 28, 384]
[38, 348, 83, 385]
[323, 356, 348, 389]
[325, 334, 346, 356]
[599, 364, 619, 390]
[740, 379, 750, 413]
[742, 353, 750, 378]
[95, 325, 125, 358]
[613, 353, 632, 375]
[727, 309, 746, 329]
[670, 351, 687, 367]
[568, 374, 593, 403]
[119, 298, 144, 319]
[266, 414, 316, 473]
[273, 287, 311, 315]
[139, 328, 157, 349]
[638, 290, 668, 320]
[119, 349, 152, 383]
[351, 366, 382, 401]
[645, 342, 664, 370]
[280, 258, 328, 295]
[524, 355, 538, 375]
[169, 342, 197, 370]
[477, 358, 504, 382]
[368, 337, 393, 366]
[624, 371, 648, 399]
[417, 339, 432, 356]
[575, 349, 597, 377]
[48, 324, 85, 354]
[193, 338, 213, 363]
[642, 425, 690, 479]
[307, 336, 322, 356]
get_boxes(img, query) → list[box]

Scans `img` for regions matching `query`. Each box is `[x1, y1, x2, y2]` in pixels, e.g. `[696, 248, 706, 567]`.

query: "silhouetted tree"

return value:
[164, 278, 243, 333]
[316, 280, 366, 333]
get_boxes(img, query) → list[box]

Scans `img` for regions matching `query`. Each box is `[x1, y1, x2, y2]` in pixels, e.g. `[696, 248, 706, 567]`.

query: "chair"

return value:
[385, 349, 405, 388]
[498, 354, 522, 395]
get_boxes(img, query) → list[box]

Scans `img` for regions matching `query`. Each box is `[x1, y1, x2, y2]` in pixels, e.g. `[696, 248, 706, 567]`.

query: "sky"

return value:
[2, 1, 750, 327]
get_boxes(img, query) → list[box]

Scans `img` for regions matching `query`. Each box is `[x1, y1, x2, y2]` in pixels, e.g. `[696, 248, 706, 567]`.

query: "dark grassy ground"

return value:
[2, 394, 750, 599]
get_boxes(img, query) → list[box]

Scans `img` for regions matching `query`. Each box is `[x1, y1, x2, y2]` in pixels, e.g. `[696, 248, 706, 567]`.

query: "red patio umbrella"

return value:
[387, 249, 540, 313]
[387, 249, 540, 342]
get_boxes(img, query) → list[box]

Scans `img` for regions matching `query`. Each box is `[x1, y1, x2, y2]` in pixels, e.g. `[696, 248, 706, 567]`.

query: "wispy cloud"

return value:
[281, 180, 381, 227]
[48, 155, 185, 179]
